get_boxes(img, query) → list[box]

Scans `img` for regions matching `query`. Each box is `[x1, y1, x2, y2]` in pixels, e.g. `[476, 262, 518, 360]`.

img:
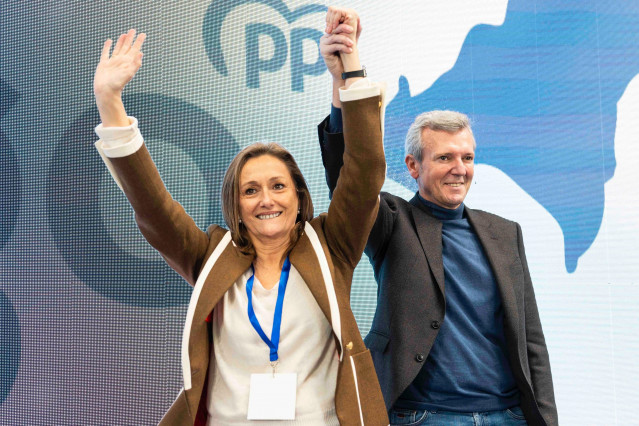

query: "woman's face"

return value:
[238, 154, 299, 245]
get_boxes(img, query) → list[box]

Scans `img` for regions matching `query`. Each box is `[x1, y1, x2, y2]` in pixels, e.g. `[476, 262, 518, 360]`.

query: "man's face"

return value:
[406, 127, 475, 209]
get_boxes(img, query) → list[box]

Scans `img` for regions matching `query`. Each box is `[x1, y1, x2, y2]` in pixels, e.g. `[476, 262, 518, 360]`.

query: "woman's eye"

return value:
[244, 188, 256, 195]
[273, 183, 285, 190]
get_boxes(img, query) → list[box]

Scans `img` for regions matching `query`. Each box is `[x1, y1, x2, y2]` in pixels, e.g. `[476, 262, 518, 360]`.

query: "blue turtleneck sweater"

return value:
[395, 196, 519, 412]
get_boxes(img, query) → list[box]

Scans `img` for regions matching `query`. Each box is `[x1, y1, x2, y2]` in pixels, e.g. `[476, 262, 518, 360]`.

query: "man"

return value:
[319, 10, 558, 426]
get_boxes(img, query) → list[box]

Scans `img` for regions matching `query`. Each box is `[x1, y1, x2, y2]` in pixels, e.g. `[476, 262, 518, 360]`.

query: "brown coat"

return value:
[106, 96, 388, 425]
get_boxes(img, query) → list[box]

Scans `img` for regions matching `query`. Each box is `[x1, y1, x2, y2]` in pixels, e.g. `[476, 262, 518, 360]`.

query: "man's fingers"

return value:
[100, 39, 112, 62]
[321, 36, 352, 53]
[320, 36, 353, 55]
[324, 43, 352, 54]
[332, 23, 354, 35]
[324, 33, 354, 47]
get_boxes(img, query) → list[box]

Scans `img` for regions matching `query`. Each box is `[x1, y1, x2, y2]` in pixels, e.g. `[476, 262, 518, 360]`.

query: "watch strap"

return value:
[341, 66, 366, 80]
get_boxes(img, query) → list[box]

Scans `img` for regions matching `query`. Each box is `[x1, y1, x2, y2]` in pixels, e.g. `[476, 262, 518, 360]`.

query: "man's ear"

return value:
[405, 155, 420, 179]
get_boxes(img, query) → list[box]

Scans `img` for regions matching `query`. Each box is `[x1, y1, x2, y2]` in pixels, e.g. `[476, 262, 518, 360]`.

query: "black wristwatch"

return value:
[342, 65, 366, 80]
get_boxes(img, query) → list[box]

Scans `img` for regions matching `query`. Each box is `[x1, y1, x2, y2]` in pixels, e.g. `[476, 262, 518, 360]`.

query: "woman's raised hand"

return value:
[324, 6, 360, 43]
[320, 9, 361, 83]
[94, 29, 146, 127]
[321, 6, 362, 90]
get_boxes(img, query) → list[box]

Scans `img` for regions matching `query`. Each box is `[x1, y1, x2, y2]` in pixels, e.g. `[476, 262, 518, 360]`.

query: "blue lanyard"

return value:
[246, 256, 291, 363]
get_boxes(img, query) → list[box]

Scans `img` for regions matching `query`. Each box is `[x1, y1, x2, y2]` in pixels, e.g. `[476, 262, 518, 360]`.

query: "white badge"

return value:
[247, 373, 297, 420]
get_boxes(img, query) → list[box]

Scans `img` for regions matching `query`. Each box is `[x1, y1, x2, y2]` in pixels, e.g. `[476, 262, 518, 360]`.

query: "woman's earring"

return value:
[239, 218, 242, 224]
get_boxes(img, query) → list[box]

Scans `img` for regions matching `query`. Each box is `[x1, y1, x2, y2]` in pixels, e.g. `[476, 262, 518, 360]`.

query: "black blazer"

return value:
[318, 116, 558, 426]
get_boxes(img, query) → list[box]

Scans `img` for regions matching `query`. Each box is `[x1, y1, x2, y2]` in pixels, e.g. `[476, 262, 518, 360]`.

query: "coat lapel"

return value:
[466, 208, 521, 342]
[192, 229, 335, 346]
[409, 195, 446, 296]
[182, 238, 254, 414]
[288, 231, 333, 330]
[193, 245, 254, 324]
[187, 224, 342, 384]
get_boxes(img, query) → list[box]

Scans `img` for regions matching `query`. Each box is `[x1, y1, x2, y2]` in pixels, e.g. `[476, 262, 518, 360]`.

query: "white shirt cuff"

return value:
[94, 117, 145, 192]
[338, 78, 387, 139]
[94, 116, 144, 158]
[338, 78, 381, 102]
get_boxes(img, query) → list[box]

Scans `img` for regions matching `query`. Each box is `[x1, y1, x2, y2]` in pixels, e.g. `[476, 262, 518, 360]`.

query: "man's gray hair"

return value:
[405, 110, 473, 163]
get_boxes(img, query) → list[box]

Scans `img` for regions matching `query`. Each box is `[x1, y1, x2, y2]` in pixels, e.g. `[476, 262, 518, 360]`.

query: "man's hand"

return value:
[320, 6, 361, 82]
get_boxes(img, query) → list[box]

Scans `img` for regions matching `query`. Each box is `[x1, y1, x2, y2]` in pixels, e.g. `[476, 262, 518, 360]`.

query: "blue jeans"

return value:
[389, 406, 527, 426]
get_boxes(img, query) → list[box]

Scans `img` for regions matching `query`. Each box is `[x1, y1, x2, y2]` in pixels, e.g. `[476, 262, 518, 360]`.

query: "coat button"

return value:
[346, 341, 353, 350]
[415, 353, 425, 362]
[431, 320, 440, 329]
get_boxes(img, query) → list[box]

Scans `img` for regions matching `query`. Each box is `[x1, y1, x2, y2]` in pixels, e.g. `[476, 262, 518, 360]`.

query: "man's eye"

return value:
[465, 156, 474, 161]
[439, 156, 448, 161]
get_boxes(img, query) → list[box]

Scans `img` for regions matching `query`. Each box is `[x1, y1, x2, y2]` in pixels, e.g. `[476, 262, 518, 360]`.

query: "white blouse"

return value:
[206, 265, 340, 425]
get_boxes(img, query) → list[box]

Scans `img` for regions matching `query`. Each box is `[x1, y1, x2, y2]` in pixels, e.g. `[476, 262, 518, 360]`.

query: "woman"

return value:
[93, 8, 387, 426]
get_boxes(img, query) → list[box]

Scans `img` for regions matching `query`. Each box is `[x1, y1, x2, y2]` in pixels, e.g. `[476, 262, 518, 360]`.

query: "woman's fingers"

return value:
[112, 32, 127, 56]
[110, 29, 144, 58]
[325, 7, 334, 33]
[325, 6, 346, 34]
[132, 32, 146, 52]
[95, 30, 146, 91]
[120, 29, 136, 54]
[100, 39, 112, 63]
[325, 6, 358, 42]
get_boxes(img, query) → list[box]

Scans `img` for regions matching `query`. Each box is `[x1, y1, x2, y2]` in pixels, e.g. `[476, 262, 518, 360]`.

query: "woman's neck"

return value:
[252, 236, 290, 290]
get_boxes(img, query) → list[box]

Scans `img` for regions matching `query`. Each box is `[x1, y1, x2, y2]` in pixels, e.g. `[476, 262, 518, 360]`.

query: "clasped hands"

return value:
[320, 6, 362, 83]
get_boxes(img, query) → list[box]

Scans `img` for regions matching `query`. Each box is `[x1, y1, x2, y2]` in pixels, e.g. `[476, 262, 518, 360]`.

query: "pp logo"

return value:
[203, 0, 327, 92]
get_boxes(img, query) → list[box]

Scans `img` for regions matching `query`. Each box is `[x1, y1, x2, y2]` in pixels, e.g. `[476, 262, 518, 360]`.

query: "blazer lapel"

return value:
[191, 227, 339, 360]
[180, 236, 253, 413]
[288, 233, 333, 327]
[466, 208, 520, 341]
[193, 232, 333, 338]
[194, 245, 254, 324]
[409, 195, 446, 296]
